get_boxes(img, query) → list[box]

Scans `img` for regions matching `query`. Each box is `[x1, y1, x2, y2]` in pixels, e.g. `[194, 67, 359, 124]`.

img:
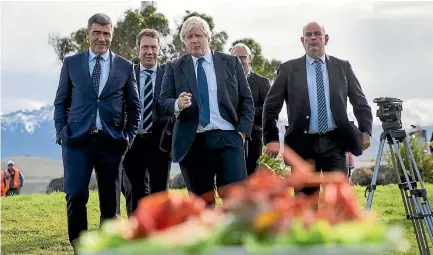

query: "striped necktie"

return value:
[314, 59, 328, 133]
[142, 70, 153, 133]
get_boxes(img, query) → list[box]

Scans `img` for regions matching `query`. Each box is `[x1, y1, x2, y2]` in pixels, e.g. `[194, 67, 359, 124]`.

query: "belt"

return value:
[136, 131, 152, 138]
[309, 128, 337, 136]
[90, 129, 103, 135]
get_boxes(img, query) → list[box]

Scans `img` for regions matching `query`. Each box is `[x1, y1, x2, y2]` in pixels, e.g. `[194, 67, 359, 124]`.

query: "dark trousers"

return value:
[122, 132, 172, 216]
[246, 129, 263, 175]
[179, 130, 247, 205]
[61, 133, 126, 247]
[115, 169, 126, 216]
[289, 129, 348, 195]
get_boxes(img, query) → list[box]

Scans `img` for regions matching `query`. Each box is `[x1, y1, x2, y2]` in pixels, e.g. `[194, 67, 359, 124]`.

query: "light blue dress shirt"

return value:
[305, 54, 336, 133]
[88, 49, 111, 130]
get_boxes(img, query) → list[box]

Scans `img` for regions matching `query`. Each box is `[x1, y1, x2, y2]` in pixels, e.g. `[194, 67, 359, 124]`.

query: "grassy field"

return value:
[2, 185, 433, 255]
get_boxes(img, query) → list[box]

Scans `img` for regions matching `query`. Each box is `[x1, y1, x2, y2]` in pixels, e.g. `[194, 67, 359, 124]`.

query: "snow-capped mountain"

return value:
[1, 99, 432, 163]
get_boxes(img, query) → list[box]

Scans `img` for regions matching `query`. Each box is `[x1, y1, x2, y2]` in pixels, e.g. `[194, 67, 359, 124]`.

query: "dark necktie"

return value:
[197, 58, 210, 128]
[142, 70, 153, 132]
[92, 56, 101, 95]
[314, 59, 328, 133]
[91, 56, 101, 129]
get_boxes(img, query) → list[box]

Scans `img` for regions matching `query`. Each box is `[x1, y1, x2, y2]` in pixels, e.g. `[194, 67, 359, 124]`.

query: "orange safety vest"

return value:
[2, 168, 21, 192]
[0, 170, 7, 196]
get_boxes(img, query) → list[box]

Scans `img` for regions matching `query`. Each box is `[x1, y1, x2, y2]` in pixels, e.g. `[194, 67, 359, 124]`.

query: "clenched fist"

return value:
[178, 92, 192, 110]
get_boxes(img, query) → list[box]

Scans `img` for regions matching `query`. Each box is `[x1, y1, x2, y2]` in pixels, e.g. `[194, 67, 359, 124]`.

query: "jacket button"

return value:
[306, 116, 310, 119]
[97, 99, 100, 103]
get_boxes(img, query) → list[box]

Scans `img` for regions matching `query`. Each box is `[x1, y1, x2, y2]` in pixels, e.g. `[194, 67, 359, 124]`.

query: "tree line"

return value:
[48, 6, 281, 80]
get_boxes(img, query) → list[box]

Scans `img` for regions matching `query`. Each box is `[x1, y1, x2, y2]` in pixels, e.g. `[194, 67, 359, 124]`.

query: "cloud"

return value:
[1, 1, 433, 115]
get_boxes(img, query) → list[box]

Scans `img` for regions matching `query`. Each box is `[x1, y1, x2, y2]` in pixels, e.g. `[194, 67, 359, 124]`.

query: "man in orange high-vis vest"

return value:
[1, 170, 8, 196]
[2, 160, 25, 196]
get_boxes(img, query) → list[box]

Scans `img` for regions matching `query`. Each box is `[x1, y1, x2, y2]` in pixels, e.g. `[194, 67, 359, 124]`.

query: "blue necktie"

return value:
[315, 59, 328, 133]
[142, 70, 153, 132]
[197, 58, 210, 128]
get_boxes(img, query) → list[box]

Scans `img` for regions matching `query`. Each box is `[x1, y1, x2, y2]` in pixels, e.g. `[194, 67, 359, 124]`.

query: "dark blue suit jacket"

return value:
[54, 50, 141, 149]
[158, 51, 254, 163]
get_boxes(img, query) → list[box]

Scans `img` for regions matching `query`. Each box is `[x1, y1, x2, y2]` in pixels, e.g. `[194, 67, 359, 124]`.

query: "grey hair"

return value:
[180, 16, 212, 43]
[302, 22, 326, 35]
[87, 13, 112, 31]
[231, 43, 253, 57]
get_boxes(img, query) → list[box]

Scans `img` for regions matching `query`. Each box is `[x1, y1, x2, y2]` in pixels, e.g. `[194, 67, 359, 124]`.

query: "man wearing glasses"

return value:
[231, 43, 271, 175]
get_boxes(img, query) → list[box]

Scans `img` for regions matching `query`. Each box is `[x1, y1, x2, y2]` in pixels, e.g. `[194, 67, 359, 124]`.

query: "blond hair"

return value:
[180, 16, 212, 43]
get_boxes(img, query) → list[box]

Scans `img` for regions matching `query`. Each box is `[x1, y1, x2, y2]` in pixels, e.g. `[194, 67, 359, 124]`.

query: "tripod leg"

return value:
[403, 137, 433, 245]
[389, 143, 429, 254]
[365, 137, 386, 210]
[390, 137, 431, 254]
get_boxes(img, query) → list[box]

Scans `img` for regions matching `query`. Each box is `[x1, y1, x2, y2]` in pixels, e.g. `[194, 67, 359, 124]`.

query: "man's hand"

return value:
[266, 141, 280, 158]
[362, 132, 371, 150]
[177, 92, 192, 110]
[238, 132, 246, 143]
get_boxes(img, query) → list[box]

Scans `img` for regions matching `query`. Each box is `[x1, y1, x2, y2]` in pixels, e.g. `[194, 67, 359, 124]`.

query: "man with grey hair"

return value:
[231, 43, 271, 175]
[53, 13, 141, 251]
[263, 21, 372, 204]
[159, 16, 254, 206]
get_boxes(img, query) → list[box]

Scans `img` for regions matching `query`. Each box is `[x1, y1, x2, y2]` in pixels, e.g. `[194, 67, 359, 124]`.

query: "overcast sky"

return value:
[1, 0, 433, 115]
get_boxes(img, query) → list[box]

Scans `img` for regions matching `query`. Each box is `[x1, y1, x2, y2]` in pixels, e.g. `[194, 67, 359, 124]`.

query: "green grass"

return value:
[2, 186, 433, 255]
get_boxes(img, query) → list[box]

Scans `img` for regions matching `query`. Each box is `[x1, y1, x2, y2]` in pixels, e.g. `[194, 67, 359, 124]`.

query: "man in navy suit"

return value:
[53, 13, 140, 250]
[158, 16, 254, 206]
[122, 28, 173, 216]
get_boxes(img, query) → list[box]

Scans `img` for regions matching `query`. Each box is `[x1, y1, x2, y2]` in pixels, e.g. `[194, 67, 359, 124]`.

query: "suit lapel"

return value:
[181, 56, 199, 106]
[153, 65, 164, 108]
[82, 51, 95, 95]
[154, 65, 163, 99]
[135, 64, 140, 96]
[325, 55, 339, 101]
[293, 55, 310, 111]
[212, 51, 226, 104]
[100, 51, 117, 97]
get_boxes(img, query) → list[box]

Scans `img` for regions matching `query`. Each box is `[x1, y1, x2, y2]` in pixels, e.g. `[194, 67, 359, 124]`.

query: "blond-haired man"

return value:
[159, 16, 254, 205]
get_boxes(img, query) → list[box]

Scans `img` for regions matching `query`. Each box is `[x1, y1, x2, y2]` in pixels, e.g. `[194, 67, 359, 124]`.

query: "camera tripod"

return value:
[365, 128, 433, 254]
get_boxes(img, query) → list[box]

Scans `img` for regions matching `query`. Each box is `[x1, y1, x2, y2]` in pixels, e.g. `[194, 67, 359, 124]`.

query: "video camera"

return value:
[373, 97, 403, 131]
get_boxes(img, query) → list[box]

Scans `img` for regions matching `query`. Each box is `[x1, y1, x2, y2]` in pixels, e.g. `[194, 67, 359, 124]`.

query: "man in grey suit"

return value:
[158, 16, 254, 206]
[263, 21, 372, 198]
[53, 13, 141, 251]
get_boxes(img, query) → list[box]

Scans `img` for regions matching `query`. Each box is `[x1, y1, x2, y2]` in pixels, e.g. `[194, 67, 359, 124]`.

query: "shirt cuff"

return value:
[174, 98, 181, 118]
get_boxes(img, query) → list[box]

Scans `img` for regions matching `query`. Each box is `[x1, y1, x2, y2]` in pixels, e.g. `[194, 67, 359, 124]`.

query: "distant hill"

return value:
[1, 100, 432, 194]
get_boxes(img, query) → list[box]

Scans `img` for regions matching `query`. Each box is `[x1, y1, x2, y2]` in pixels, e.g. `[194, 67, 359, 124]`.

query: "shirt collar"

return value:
[306, 53, 326, 65]
[140, 63, 157, 73]
[191, 49, 213, 66]
[89, 49, 110, 62]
